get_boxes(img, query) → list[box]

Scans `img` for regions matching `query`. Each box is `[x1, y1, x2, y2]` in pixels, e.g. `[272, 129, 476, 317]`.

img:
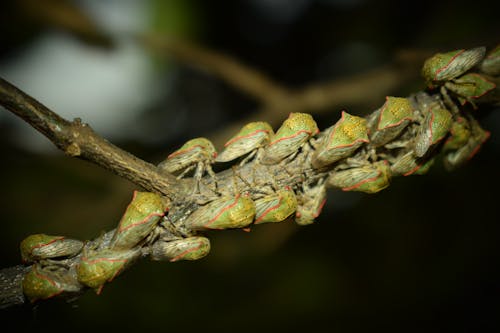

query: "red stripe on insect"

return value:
[377, 97, 413, 130]
[224, 129, 270, 147]
[254, 196, 283, 224]
[170, 243, 203, 262]
[434, 49, 465, 81]
[33, 268, 64, 300]
[118, 211, 164, 232]
[313, 199, 327, 218]
[31, 236, 65, 251]
[468, 74, 497, 99]
[268, 130, 312, 146]
[167, 144, 203, 159]
[205, 194, 241, 228]
[342, 170, 381, 192]
[327, 111, 369, 149]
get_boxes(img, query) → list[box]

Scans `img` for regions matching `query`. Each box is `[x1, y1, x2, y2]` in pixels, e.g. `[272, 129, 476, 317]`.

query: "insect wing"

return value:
[414, 106, 452, 157]
[447, 73, 496, 105]
[444, 121, 490, 170]
[77, 248, 141, 294]
[184, 195, 256, 230]
[22, 264, 81, 303]
[443, 116, 471, 151]
[20, 234, 83, 263]
[295, 185, 327, 226]
[422, 47, 485, 85]
[150, 237, 211, 262]
[390, 151, 433, 176]
[216, 122, 273, 162]
[111, 191, 166, 250]
[312, 111, 369, 168]
[328, 161, 391, 193]
[158, 138, 216, 173]
[254, 188, 297, 224]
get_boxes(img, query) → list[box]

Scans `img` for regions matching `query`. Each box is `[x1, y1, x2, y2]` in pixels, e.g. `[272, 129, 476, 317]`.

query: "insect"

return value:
[20, 234, 83, 263]
[110, 191, 167, 251]
[253, 187, 297, 224]
[149, 236, 211, 262]
[158, 137, 217, 193]
[390, 151, 435, 176]
[311, 111, 369, 169]
[328, 160, 391, 194]
[216, 121, 274, 164]
[261, 112, 319, 165]
[183, 194, 256, 230]
[76, 248, 141, 294]
[367, 96, 414, 147]
[22, 264, 81, 303]
[443, 73, 496, 106]
[442, 116, 471, 152]
[443, 118, 490, 171]
[414, 103, 453, 158]
[421, 47, 486, 88]
[479, 44, 500, 76]
[294, 180, 327, 226]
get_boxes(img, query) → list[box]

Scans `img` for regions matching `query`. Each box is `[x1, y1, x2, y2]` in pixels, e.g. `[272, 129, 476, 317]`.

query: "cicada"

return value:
[110, 191, 167, 250]
[158, 137, 217, 192]
[421, 47, 486, 87]
[367, 96, 414, 147]
[311, 111, 369, 169]
[150, 236, 211, 262]
[253, 187, 297, 224]
[328, 160, 391, 194]
[20, 234, 83, 263]
[261, 112, 319, 165]
[479, 44, 500, 76]
[294, 180, 327, 226]
[414, 103, 453, 158]
[76, 248, 141, 294]
[22, 264, 82, 303]
[184, 194, 256, 230]
[216, 121, 273, 164]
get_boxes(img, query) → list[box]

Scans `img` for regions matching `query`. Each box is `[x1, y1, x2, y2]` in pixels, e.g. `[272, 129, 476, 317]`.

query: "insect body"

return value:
[261, 113, 319, 165]
[184, 194, 256, 230]
[414, 103, 453, 157]
[367, 96, 414, 147]
[22, 264, 82, 303]
[253, 187, 297, 224]
[216, 121, 273, 163]
[479, 44, 500, 76]
[312, 111, 369, 169]
[328, 160, 391, 194]
[421, 47, 486, 87]
[158, 137, 217, 192]
[150, 236, 211, 262]
[390, 151, 434, 176]
[76, 248, 141, 294]
[294, 180, 327, 226]
[443, 73, 496, 106]
[443, 118, 490, 170]
[110, 191, 166, 250]
[20, 234, 83, 263]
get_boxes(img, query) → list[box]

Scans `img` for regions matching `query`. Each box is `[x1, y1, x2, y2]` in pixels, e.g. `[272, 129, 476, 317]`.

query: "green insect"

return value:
[414, 103, 453, 158]
[253, 187, 297, 224]
[311, 111, 369, 169]
[444, 73, 496, 106]
[421, 47, 486, 88]
[76, 248, 141, 294]
[184, 194, 256, 230]
[20, 234, 83, 263]
[216, 121, 274, 164]
[390, 151, 435, 176]
[367, 96, 414, 147]
[442, 116, 472, 152]
[22, 264, 81, 303]
[150, 236, 211, 262]
[294, 180, 327, 226]
[261, 112, 319, 165]
[158, 137, 217, 192]
[479, 44, 500, 76]
[110, 191, 167, 250]
[328, 160, 391, 194]
[443, 119, 490, 171]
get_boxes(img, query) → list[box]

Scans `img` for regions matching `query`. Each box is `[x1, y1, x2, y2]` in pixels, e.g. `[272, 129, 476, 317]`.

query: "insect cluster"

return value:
[19, 44, 499, 303]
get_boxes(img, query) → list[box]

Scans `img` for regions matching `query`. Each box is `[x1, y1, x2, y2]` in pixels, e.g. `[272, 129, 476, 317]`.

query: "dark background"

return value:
[1, 0, 500, 332]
